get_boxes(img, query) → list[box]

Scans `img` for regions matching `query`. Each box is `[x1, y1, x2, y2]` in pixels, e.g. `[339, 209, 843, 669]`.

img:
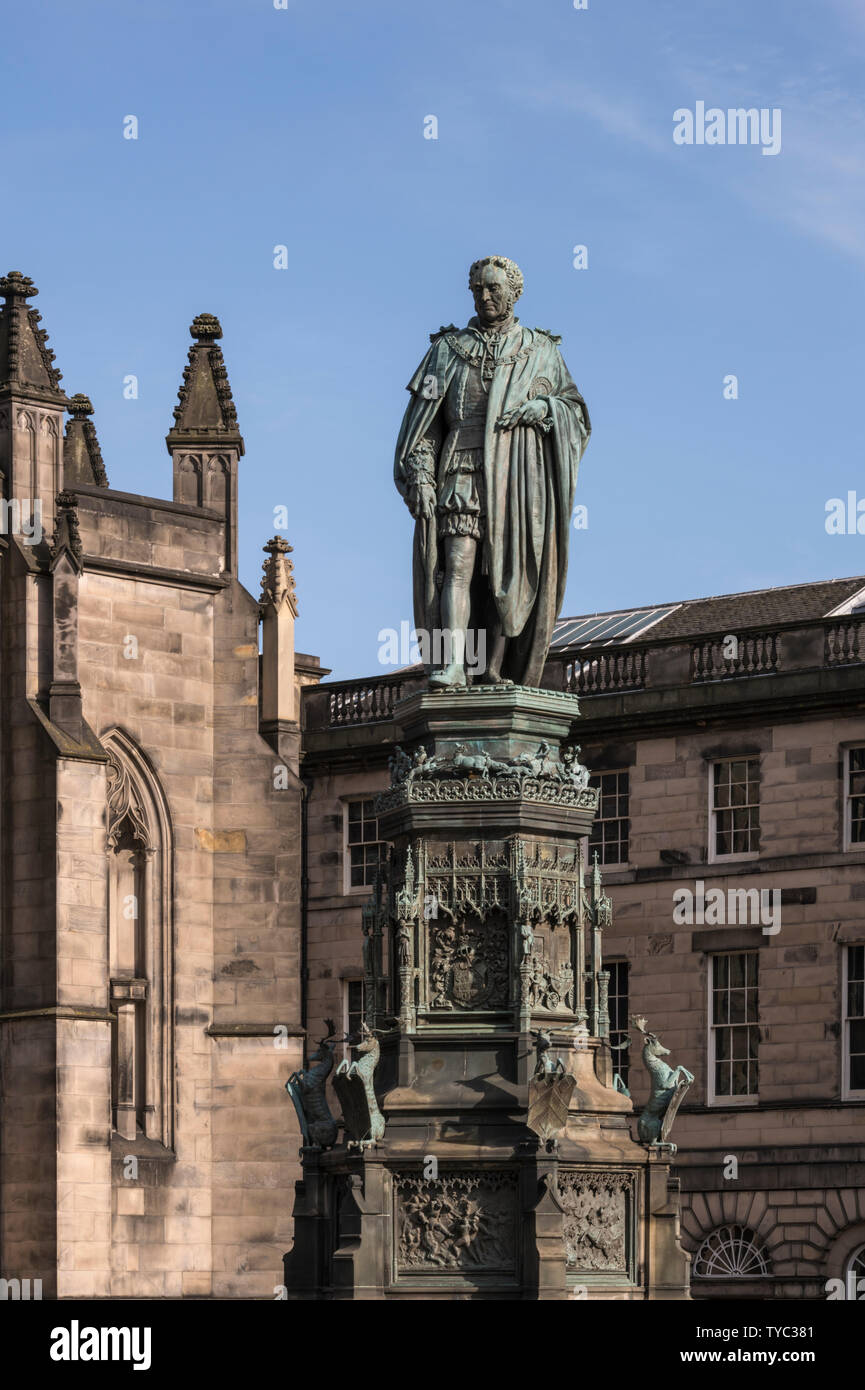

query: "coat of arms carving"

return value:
[429, 915, 508, 1010]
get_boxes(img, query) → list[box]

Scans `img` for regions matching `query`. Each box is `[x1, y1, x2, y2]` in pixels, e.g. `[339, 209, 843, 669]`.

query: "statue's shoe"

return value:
[429, 662, 467, 689]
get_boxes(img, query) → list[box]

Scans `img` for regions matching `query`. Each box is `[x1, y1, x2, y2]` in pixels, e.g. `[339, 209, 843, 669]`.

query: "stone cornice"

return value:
[0, 1005, 114, 1023]
[81, 555, 229, 592]
[72, 481, 224, 520]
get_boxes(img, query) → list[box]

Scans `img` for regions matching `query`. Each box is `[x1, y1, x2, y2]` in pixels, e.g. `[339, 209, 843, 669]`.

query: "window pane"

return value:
[729, 991, 746, 1023]
[714, 759, 759, 855]
[712, 952, 758, 1098]
[345, 803, 389, 888]
[589, 771, 630, 866]
[847, 752, 865, 843]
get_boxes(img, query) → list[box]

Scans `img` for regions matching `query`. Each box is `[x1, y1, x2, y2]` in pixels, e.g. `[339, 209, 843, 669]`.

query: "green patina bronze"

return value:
[394, 256, 591, 690]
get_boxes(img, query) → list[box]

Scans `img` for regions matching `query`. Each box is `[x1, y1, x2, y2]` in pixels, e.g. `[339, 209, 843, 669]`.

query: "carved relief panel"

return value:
[559, 1170, 636, 1276]
[395, 1170, 518, 1274]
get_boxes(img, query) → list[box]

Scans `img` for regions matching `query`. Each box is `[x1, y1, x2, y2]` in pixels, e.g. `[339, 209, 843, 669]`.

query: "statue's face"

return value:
[471, 264, 512, 325]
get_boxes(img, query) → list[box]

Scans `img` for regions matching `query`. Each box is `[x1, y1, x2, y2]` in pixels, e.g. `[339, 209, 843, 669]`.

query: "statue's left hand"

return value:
[497, 398, 549, 429]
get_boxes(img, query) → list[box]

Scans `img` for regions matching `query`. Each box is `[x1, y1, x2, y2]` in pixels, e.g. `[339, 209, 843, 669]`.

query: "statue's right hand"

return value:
[407, 482, 436, 521]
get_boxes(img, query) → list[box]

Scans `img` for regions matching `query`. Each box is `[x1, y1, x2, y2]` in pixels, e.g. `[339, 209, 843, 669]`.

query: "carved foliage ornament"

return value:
[377, 774, 597, 814]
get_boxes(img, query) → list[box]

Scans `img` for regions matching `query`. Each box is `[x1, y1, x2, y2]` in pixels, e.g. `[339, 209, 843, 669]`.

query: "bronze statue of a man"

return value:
[394, 255, 591, 689]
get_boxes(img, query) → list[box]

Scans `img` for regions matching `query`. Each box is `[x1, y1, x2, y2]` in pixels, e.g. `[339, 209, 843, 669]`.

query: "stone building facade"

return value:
[301, 579, 865, 1301]
[0, 273, 308, 1298]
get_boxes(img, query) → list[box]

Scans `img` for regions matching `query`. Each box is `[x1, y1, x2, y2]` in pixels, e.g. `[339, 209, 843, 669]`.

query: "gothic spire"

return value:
[64, 394, 108, 487]
[165, 312, 244, 455]
[0, 271, 67, 403]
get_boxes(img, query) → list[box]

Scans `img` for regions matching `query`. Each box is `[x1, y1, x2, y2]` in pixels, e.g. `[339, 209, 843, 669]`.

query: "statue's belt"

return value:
[443, 421, 486, 451]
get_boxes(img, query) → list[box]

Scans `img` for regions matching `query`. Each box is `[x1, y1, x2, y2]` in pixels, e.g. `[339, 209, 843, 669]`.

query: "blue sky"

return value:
[4, 0, 865, 679]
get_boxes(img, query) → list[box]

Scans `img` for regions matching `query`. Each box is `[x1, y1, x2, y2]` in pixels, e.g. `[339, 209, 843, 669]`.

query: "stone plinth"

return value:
[284, 687, 690, 1299]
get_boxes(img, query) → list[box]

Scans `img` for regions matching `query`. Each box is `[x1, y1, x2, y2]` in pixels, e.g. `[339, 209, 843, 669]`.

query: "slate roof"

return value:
[552, 576, 865, 649]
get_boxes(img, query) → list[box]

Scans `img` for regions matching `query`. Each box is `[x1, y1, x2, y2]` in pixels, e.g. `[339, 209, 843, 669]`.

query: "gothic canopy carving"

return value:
[106, 751, 152, 851]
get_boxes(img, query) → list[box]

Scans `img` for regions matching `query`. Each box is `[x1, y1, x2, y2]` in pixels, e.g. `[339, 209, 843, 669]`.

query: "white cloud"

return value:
[521, 37, 865, 266]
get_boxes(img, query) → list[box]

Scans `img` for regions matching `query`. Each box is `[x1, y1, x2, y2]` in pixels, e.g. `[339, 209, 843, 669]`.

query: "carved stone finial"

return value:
[64, 395, 108, 487]
[0, 270, 39, 301]
[68, 392, 93, 417]
[0, 269, 65, 393]
[589, 853, 612, 932]
[50, 490, 83, 566]
[259, 535, 297, 613]
[190, 313, 223, 343]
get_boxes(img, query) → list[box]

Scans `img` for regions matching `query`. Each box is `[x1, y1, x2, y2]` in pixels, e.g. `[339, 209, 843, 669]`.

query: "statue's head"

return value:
[469, 255, 524, 326]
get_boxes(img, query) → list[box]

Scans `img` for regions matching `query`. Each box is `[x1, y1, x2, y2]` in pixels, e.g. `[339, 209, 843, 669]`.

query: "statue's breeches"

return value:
[437, 446, 485, 540]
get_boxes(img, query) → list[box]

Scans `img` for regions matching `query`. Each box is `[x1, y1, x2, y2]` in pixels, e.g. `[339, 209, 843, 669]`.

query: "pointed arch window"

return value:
[104, 730, 174, 1149]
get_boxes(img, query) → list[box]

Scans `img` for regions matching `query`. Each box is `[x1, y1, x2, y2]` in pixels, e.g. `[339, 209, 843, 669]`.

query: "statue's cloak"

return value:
[394, 320, 590, 687]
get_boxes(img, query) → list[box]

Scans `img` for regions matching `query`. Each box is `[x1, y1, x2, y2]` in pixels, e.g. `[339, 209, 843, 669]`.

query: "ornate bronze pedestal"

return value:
[284, 687, 691, 1299]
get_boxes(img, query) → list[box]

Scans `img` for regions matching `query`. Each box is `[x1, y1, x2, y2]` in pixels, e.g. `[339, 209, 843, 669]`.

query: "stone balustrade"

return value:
[303, 618, 865, 729]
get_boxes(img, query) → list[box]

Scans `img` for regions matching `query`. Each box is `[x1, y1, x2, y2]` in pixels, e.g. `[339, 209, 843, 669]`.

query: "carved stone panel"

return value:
[527, 938, 575, 1013]
[559, 1170, 635, 1275]
[428, 913, 508, 1010]
[395, 1171, 517, 1273]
